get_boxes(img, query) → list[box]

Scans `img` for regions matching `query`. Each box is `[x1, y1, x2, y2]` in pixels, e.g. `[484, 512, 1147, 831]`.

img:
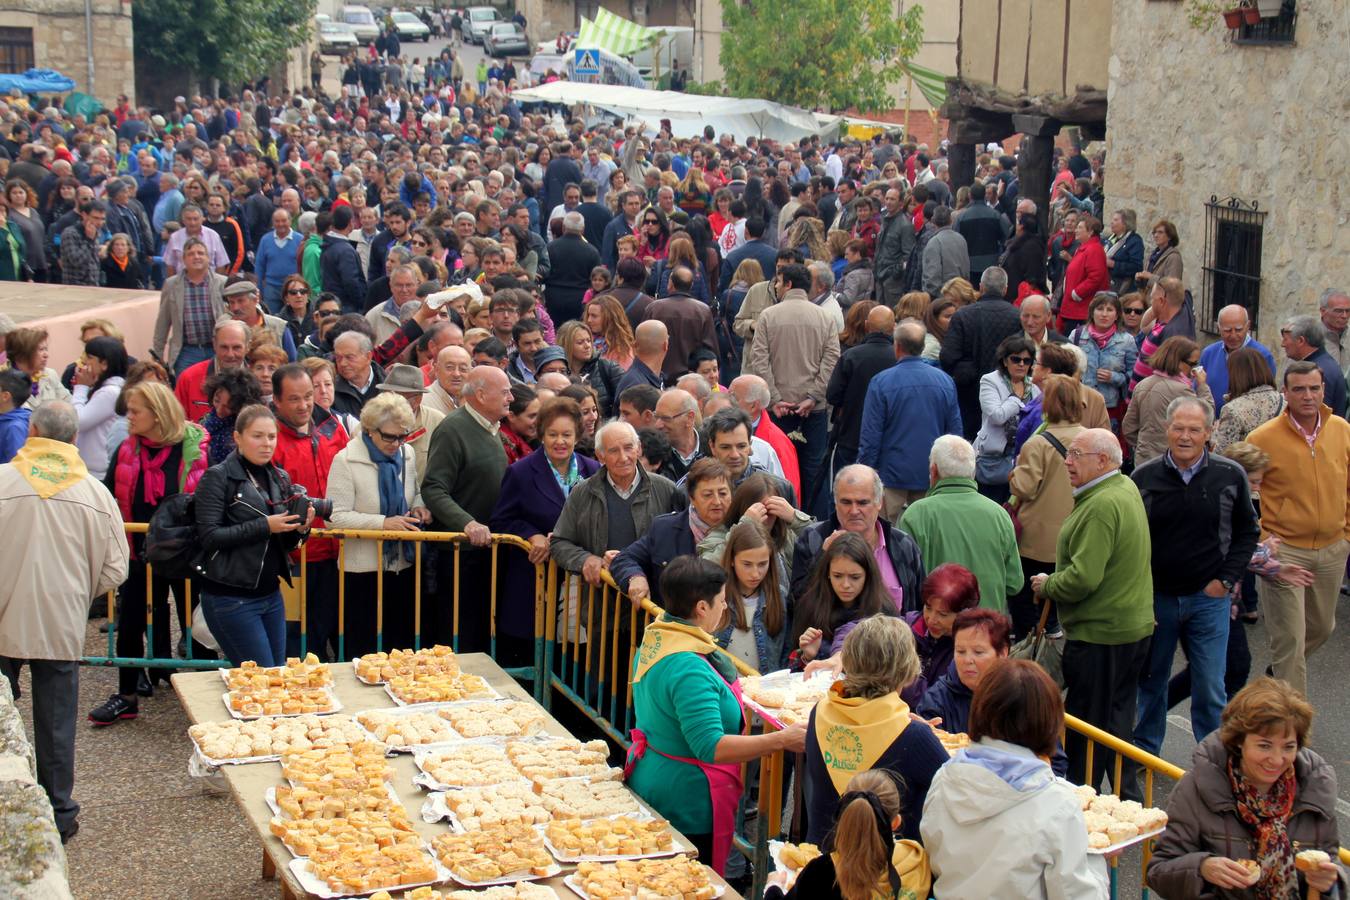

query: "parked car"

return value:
[318, 20, 361, 54]
[342, 4, 381, 42]
[461, 6, 501, 44]
[390, 9, 431, 41]
[484, 22, 529, 57]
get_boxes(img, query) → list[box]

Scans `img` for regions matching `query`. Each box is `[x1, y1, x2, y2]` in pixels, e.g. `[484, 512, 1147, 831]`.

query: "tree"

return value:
[134, 0, 317, 91]
[719, 0, 924, 114]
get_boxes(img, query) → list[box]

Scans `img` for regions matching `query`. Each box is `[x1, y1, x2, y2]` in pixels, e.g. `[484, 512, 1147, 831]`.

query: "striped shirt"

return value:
[181, 276, 214, 346]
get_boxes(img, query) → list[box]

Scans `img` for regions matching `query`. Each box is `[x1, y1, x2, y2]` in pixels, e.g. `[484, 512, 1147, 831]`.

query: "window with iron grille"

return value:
[1200, 196, 1266, 335]
[1236, 0, 1297, 45]
[0, 28, 33, 75]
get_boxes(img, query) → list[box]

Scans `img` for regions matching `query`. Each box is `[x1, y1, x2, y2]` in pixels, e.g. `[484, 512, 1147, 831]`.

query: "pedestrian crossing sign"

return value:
[574, 49, 601, 75]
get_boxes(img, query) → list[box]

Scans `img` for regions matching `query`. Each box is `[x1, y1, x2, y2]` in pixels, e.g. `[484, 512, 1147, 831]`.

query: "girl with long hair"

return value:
[714, 520, 791, 673]
[791, 533, 896, 666]
[583, 294, 636, 369]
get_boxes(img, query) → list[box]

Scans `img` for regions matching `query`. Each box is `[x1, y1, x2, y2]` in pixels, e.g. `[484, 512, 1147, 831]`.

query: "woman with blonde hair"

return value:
[895, 291, 930, 323]
[88, 380, 212, 726]
[765, 767, 931, 899]
[582, 294, 635, 369]
[648, 233, 709, 302]
[677, 165, 712, 216]
[326, 392, 431, 656]
[826, 229, 851, 279]
[940, 277, 978, 308]
[785, 215, 828, 262]
[803, 614, 948, 844]
[557, 319, 624, 417]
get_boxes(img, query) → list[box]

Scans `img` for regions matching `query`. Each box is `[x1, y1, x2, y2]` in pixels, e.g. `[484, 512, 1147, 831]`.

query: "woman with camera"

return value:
[193, 404, 313, 667]
[326, 393, 430, 657]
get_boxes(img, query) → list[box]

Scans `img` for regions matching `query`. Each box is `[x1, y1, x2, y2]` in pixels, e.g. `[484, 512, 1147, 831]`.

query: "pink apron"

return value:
[626, 657, 745, 875]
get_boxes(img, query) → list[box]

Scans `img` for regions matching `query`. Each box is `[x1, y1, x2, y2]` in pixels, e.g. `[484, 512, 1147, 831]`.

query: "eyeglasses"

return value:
[1123, 307, 1146, 315]
[374, 428, 412, 443]
[1185, 358, 1201, 367]
[644, 220, 660, 225]
[315, 309, 340, 319]
[1066, 449, 1104, 460]
[1007, 355, 1035, 365]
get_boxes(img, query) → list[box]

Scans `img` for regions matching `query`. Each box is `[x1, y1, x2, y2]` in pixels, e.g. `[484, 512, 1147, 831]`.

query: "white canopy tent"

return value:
[510, 81, 846, 143]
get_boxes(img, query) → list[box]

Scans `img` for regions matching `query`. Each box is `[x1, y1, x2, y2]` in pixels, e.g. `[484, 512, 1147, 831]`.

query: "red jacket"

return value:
[754, 412, 801, 499]
[174, 358, 215, 422]
[272, 408, 350, 562]
[1060, 235, 1109, 324]
[851, 217, 880, 259]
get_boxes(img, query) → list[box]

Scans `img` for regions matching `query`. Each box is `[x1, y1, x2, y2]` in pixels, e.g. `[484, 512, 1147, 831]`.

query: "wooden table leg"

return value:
[262, 850, 276, 880]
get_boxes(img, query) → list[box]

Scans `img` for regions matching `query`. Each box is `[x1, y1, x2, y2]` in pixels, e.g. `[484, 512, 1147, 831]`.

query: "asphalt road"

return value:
[316, 22, 500, 95]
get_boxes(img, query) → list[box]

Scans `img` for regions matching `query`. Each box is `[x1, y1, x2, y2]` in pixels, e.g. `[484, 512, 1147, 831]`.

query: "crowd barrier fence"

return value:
[84, 525, 1350, 896]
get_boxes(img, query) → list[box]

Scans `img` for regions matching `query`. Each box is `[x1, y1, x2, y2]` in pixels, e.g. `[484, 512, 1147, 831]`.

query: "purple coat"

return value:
[901, 610, 953, 707]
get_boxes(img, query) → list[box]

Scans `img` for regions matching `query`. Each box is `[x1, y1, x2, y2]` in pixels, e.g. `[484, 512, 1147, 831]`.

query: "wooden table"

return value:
[172, 654, 739, 899]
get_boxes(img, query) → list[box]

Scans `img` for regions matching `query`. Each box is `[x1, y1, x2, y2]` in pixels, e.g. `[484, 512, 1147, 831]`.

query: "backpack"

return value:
[145, 493, 202, 581]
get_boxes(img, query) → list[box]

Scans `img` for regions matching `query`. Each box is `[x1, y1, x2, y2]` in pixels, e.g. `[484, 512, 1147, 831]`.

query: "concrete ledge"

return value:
[0, 283, 160, 369]
[0, 677, 73, 900]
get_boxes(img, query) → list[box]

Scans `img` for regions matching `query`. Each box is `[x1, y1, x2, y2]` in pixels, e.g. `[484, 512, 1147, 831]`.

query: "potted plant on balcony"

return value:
[1221, 5, 1245, 28]
[1239, 1, 1262, 24]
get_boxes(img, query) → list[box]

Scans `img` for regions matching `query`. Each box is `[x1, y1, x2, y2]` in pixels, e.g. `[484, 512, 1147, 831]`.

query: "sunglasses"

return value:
[286, 288, 308, 296]
[644, 220, 660, 225]
[375, 429, 412, 443]
[1008, 355, 1035, 365]
[315, 309, 340, 319]
[1123, 307, 1146, 314]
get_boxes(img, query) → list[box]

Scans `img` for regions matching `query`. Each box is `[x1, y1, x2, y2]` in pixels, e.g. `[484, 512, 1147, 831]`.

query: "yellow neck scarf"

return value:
[812, 682, 911, 794]
[11, 437, 89, 499]
[632, 615, 722, 684]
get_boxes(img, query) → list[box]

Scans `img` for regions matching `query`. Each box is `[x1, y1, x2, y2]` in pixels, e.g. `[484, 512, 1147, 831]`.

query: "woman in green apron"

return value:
[626, 555, 807, 874]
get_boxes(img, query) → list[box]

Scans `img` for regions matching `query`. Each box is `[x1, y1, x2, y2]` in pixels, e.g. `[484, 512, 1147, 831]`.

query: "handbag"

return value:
[975, 451, 1014, 486]
[1010, 593, 1065, 689]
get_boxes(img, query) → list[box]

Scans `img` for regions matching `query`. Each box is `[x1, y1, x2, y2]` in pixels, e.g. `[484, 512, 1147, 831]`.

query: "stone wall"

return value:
[0, 0, 135, 106]
[1103, 0, 1350, 348]
[0, 676, 74, 899]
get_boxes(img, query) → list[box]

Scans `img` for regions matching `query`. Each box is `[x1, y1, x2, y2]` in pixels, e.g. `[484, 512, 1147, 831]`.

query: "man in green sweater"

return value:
[900, 435, 1022, 612]
[422, 365, 511, 652]
[1031, 428, 1153, 790]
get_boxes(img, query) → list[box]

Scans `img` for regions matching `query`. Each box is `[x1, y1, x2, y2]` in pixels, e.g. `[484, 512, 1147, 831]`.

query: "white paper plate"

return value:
[563, 872, 723, 899]
[266, 782, 403, 827]
[354, 705, 465, 753]
[286, 854, 451, 898]
[540, 819, 686, 863]
[439, 857, 562, 888]
[222, 689, 342, 720]
[189, 739, 281, 768]
[383, 680, 501, 707]
[219, 665, 333, 688]
[1086, 825, 1166, 856]
[352, 659, 384, 685]
[411, 737, 536, 791]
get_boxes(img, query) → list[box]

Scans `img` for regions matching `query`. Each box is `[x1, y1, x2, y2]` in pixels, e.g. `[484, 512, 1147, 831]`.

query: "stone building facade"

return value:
[0, 0, 134, 105]
[1104, 0, 1349, 343]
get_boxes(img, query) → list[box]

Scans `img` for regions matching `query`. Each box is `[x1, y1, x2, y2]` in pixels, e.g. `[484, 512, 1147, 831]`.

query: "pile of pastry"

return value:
[507, 738, 621, 786]
[739, 675, 829, 726]
[536, 778, 644, 820]
[777, 842, 820, 871]
[308, 843, 438, 894]
[369, 885, 558, 900]
[224, 654, 332, 691]
[225, 684, 338, 718]
[438, 700, 548, 738]
[430, 824, 556, 883]
[188, 714, 364, 761]
[932, 728, 971, 755]
[418, 743, 527, 789]
[545, 817, 675, 859]
[269, 811, 421, 857]
[356, 645, 461, 684]
[570, 856, 716, 900]
[387, 671, 494, 705]
[440, 782, 553, 830]
[283, 741, 394, 793]
[357, 709, 460, 749]
[1075, 786, 1169, 849]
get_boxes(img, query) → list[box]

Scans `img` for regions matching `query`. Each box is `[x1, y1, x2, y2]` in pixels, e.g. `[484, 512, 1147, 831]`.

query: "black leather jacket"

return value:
[193, 452, 304, 591]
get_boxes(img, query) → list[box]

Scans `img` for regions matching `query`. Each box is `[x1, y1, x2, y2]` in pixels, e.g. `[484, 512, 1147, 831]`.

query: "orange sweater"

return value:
[1246, 405, 1350, 549]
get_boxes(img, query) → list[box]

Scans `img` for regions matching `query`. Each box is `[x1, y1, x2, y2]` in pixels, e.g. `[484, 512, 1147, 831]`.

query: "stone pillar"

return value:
[946, 142, 976, 192]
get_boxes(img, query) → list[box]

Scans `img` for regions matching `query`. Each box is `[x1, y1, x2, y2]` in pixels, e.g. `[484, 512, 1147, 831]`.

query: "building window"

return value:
[1200, 196, 1266, 334]
[1236, 1, 1296, 45]
[0, 28, 33, 75]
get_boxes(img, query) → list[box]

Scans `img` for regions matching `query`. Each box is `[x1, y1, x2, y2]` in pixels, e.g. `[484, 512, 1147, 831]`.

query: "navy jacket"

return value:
[600, 214, 634, 272]
[1106, 231, 1145, 288]
[857, 356, 962, 491]
[717, 239, 778, 297]
[319, 233, 368, 314]
[826, 332, 896, 457]
[1306, 347, 1348, 418]
[491, 448, 600, 637]
[610, 510, 694, 610]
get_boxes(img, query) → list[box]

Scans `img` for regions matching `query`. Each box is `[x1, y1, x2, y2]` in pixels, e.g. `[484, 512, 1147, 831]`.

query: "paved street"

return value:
[316, 24, 498, 97]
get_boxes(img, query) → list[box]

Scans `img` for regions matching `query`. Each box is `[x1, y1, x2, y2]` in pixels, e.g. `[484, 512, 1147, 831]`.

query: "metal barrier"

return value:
[86, 524, 545, 687]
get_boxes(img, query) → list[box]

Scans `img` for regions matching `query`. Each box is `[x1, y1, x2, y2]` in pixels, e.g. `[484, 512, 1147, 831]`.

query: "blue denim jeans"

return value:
[201, 589, 286, 667]
[174, 343, 214, 375]
[1134, 590, 1231, 754]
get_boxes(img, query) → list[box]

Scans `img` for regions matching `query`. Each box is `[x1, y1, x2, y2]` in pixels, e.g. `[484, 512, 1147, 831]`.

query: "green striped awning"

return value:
[901, 60, 949, 108]
[575, 7, 662, 57]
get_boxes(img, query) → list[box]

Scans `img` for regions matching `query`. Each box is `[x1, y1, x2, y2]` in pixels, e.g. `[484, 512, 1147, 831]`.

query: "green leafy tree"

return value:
[134, 0, 318, 89]
[719, 0, 924, 113]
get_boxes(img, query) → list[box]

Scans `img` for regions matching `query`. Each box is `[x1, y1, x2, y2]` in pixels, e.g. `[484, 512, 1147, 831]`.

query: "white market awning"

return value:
[509, 81, 844, 142]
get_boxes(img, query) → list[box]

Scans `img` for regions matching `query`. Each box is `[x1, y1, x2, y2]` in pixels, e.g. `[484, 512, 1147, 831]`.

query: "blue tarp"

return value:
[0, 69, 77, 95]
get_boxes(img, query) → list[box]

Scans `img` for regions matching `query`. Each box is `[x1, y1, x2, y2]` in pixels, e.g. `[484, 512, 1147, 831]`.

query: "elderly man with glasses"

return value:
[1197, 304, 1276, 417]
[1030, 428, 1153, 791]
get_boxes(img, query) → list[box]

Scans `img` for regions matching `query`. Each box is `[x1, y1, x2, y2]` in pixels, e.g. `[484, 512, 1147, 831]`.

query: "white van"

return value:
[342, 4, 381, 42]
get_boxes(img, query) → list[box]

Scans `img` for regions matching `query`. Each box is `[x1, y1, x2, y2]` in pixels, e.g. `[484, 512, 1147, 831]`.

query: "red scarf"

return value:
[139, 442, 173, 506]
[1227, 756, 1297, 900]
[1086, 322, 1117, 349]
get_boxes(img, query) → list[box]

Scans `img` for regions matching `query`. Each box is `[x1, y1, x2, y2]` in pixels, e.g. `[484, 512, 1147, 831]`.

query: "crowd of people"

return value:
[0, 79, 1345, 898]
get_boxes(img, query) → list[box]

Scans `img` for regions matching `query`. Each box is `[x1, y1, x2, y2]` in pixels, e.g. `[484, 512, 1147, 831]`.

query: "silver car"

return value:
[484, 22, 528, 57]
[391, 10, 430, 41]
[461, 6, 501, 44]
[318, 21, 360, 55]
